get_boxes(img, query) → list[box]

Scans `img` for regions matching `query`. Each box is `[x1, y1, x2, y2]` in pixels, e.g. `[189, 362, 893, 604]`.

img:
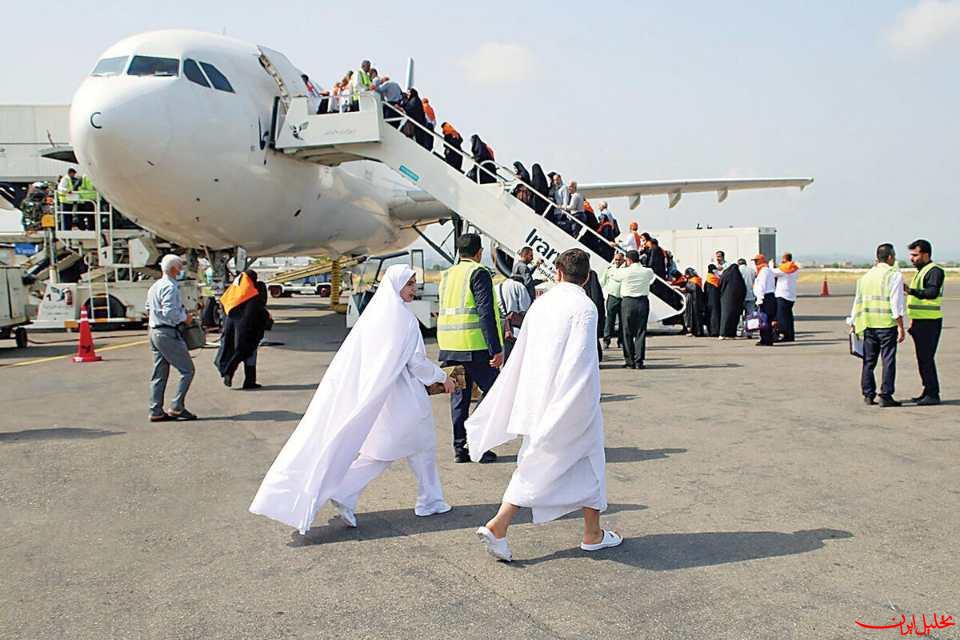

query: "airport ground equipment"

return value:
[259, 56, 687, 323]
[29, 192, 200, 329]
[266, 256, 362, 298]
[0, 263, 29, 348]
[346, 249, 436, 332]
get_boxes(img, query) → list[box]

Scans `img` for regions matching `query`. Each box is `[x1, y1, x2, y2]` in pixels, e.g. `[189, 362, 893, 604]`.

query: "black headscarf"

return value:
[402, 88, 432, 150]
[513, 161, 531, 183]
[470, 134, 491, 162]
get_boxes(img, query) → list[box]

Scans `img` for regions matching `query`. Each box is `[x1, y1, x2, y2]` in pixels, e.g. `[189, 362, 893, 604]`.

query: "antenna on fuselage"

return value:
[405, 57, 414, 90]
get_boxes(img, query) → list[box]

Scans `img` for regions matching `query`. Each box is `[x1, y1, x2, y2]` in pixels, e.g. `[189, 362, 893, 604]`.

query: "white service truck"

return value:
[346, 250, 438, 333]
[0, 264, 29, 348]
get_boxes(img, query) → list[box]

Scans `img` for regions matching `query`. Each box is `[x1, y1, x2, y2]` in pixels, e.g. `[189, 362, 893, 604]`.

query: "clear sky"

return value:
[3, 0, 958, 259]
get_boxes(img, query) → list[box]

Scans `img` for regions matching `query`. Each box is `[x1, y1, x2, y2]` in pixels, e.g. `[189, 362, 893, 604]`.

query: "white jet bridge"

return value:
[262, 53, 686, 322]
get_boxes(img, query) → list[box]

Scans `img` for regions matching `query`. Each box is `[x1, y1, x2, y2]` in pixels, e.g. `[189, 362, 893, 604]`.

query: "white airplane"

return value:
[70, 29, 812, 267]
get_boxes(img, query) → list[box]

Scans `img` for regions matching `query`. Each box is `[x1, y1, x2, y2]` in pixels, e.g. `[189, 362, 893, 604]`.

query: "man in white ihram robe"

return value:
[467, 248, 623, 562]
[249, 265, 455, 533]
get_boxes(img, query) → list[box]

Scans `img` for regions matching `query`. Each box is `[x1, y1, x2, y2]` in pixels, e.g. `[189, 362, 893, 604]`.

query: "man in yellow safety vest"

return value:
[850, 243, 908, 407]
[905, 239, 945, 406]
[350, 59, 373, 111]
[438, 233, 503, 463]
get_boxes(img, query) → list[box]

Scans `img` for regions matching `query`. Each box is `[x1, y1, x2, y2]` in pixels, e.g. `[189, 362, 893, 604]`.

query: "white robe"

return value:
[249, 265, 446, 533]
[466, 281, 607, 523]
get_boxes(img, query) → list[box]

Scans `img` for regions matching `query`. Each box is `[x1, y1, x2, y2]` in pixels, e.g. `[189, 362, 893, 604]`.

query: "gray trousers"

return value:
[150, 327, 195, 414]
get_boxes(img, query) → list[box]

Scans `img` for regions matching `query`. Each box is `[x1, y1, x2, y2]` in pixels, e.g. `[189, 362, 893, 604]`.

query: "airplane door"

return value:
[256, 46, 308, 104]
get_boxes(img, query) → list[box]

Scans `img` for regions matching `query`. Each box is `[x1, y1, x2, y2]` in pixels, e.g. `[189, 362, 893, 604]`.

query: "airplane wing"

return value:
[577, 177, 814, 209]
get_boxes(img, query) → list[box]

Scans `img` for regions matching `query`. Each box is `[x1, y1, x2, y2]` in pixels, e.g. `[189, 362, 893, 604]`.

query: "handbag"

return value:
[745, 311, 768, 332]
[849, 332, 864, 359]
[178, 323, 206, 351]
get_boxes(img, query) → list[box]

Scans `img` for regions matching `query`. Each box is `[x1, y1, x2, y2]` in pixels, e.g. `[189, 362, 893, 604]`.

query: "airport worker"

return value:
[607, 250, 655, 369]
[849, 243, 906, 407]
[249, 265, 456, 533]
[600, 251, 625, 349]
[496, 275, 532, 363]
[145, 254, 197, 422]
[752, 254, 777, 346]
[468, 248, 621, 562]
[718, 250, 747, 339]
[438, 233, 504, 464]
[57, 168, 78, 230]
[904, 239, 945, 405]
[771, 252, 800, 342]
[738, 258, 757, 338]
[350, 59, 373, 110]
[705, 264, 722, 337]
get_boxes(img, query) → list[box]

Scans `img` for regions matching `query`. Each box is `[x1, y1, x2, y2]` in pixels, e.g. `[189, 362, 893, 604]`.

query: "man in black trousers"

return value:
[437, 234, 503, 463]
[905, 239, 945, 405]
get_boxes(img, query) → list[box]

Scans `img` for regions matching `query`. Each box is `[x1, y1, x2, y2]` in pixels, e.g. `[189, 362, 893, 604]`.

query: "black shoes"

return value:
[242, 365, 262, 390]
[149, 412, 173, 422]
[602, 338, 611, 349]
[222, 374, 233, 388]
[455, 449, 497, 463]
[878, 396, 902, 408]
[916, 396, 941, 406]
[169, 408, 198, 421]
[863, 396, 877, 406]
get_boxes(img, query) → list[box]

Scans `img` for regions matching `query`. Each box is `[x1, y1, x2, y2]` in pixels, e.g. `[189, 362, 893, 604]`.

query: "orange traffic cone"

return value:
[820, 276, 830, 297]
[73, 308, 102, 363]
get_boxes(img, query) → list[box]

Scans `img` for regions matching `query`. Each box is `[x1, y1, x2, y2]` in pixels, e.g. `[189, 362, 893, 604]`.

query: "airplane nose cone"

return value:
[70, 79, 171, 182]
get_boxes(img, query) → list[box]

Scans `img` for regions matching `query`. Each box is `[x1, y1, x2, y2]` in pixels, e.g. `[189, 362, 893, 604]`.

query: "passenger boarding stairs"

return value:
[269, 89, 685, 322]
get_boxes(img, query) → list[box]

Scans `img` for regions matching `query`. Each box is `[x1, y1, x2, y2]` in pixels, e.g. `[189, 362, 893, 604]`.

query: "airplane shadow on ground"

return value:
[0, 427, 124, 443]
[494, 447, 687, 465]
[289, 502, 648, 547]
[513, 528, 854, 570]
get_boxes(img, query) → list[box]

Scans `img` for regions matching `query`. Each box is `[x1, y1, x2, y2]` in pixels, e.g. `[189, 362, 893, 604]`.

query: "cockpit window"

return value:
[91, 56, 128, 77]
[183, 59, 210, 87]
[127, 56, 179, 77]
[199, 62, 234, 93]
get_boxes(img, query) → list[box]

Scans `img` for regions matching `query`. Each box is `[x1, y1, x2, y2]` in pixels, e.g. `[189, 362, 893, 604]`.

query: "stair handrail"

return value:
[354, 96, 682, 313]
[377, 100, 680, 285]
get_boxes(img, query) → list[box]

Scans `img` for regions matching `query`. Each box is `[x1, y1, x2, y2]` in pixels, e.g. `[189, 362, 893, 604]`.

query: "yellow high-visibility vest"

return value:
[437, 261, 502, 352]
[907, 262, 943, 320]
[852, 263, 898, 334]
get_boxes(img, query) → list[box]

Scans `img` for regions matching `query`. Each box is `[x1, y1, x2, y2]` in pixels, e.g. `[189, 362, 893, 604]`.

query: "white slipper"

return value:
[415, 502, 452, 517]
[476, 526, 512, 562]
[331, 500, 357, 528]
[580, 530, 623, 552]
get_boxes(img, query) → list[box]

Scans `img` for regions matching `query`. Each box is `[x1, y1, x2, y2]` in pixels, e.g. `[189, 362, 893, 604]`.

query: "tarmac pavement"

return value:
[1, 283, 957, 639]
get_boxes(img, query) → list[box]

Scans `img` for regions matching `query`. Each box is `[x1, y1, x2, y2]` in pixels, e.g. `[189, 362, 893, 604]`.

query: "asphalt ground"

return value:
[1, 283, 957, 639]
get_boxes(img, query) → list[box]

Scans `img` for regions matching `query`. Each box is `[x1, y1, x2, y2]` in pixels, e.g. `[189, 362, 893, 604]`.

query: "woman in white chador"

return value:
[467, 249, 622, 562]
[249, 265, 455, 533]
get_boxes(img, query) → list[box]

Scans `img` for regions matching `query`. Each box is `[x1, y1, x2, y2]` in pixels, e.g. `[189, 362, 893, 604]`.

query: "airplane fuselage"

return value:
[70, 30, 423, 257]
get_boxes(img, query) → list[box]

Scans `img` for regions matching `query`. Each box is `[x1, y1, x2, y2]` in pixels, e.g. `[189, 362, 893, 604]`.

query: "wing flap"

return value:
[577, 177, 813, 209]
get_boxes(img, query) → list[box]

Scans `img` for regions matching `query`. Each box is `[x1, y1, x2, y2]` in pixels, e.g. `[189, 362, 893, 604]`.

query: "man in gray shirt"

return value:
[145, 254, 197, 421]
